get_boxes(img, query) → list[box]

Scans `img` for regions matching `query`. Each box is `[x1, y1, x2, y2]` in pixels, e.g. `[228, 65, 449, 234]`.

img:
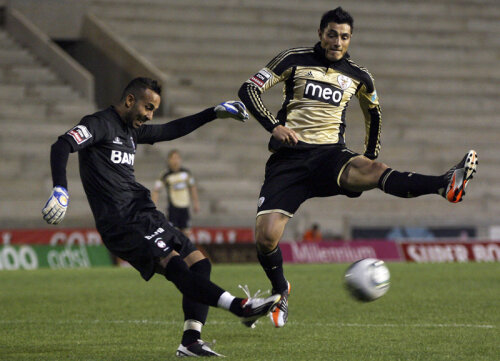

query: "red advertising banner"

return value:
[1, 228, 103, 246]
[401, 242, 500, 262]
[1, 227, 254, 245]
[191, 227, 253, 244]
[280, 241, 402, 264]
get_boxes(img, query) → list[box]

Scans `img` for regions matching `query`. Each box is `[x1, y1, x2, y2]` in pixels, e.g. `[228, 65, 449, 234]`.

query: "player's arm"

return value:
[357, 79, 382, 160]
[42, 117, 103, 224]
[137, 102, 248, 144]
[42, 138, 71, 224]
[151, 179, 163, 206]
[188, 175, 200, 214]
[238, 54, 298, 145]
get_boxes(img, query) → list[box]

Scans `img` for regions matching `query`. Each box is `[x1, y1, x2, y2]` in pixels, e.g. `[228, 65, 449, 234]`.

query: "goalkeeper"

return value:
[42, 77, 280, 357]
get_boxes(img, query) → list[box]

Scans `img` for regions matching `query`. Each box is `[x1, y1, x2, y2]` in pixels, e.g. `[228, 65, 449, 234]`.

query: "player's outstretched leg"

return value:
[162, 255, 280, 327]
[442, 150, 478, 203]
[377, 150, 478, 201]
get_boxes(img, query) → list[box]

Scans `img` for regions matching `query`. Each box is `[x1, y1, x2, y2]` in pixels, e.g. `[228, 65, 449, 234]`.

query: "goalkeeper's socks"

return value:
[257, 246, 288, 293]
[164, 256, 224, 307]
[181, 320, 202, 346]
[164, 256, 247, 316]
[216, 291, 246, 317]
[182, 259, 210, 324]
[378, 168, 446, 198]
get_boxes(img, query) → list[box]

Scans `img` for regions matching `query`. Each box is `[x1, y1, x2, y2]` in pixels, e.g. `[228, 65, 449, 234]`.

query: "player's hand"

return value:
[272, 125, 299, 145]
[215, 101, 249, 122]
[42, 186, 69, 225]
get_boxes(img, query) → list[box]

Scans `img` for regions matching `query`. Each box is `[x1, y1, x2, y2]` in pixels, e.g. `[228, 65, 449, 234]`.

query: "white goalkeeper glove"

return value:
[215, 100, 249, 122]
[42, 186, 69, 225]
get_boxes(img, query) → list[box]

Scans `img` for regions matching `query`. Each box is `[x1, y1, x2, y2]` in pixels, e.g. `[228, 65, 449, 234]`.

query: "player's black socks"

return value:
[229, 298, 246, 317]
[181, 259, 211, 346]
[257, 246, 288, 293]
[164, 255, 224, 307]
[182, 328, 201, 347]
[378, 168, 446, 198]
[183, 259, 211, 323]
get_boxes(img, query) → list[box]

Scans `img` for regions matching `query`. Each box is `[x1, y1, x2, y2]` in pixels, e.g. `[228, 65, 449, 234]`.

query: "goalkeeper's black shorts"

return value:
[256, 145, 362, 218]
[102, 210, 197, 281]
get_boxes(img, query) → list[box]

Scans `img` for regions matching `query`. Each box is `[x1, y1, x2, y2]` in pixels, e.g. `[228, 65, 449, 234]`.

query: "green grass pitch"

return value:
[1, 262, 499, 360]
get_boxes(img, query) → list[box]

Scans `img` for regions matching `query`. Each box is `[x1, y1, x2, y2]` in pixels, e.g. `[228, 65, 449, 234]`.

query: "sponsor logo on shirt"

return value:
[110, 150, 135, 165]
[173, 182, 188, 190]
[249, 68, 271, 88]
[67, 125, 92, 145]
[303, 80, 344, 106]
[112, 137, 123, 145]
[144, 227, 165, 240]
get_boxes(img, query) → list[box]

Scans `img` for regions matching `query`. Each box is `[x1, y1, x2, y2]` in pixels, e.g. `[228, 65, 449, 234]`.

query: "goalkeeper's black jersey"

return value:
[239, 42, 382, 159]
[59, 106, 215, 236]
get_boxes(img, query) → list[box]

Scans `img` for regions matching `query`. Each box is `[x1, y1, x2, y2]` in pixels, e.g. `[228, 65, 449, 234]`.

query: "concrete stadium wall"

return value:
[5, 7, 94, 101]
[7, 0, 91, 39]
[81, 13, 169, 115]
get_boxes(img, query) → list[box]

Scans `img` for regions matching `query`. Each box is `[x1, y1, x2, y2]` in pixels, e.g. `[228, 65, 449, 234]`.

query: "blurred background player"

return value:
[42, 77, 280, 357]
[152, 149, 199, 239]
[238, 7, 478, 328]
[302, 223, 322, 243]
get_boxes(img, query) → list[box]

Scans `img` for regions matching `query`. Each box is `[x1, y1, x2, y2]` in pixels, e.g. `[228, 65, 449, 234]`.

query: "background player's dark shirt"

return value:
[59, 106, 215, 236]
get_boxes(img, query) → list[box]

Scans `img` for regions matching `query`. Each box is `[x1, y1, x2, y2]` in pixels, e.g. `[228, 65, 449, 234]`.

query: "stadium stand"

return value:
[1, 0, 499, 239]
[0, 15, 96, 228]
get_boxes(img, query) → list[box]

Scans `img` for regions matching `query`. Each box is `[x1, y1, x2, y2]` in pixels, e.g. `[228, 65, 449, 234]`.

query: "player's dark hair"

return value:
[319, 7, 354, 33]
[120, 77, 162, 101]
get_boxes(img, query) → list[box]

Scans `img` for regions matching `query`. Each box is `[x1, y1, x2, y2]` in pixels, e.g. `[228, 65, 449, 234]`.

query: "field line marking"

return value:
[0, 320, 496, 329]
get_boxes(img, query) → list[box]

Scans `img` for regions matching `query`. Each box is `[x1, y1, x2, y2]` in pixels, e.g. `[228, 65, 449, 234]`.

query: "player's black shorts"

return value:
[167, 205, 190, 229]
[257, 145, 362, 217]
[102, 210, 197, 281]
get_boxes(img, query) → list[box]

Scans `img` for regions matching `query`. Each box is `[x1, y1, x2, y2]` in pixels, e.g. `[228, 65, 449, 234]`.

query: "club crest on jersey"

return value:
[110, 150, 135, 165]
[249, 68, 271, 88]
[154, 238, 169, 251]
[303, 80, 344, 106]
[112, 137, 123, 145]
[258, 197, 265, 208]
[67, 125, 92, 145]
[337, 75, 352, 90]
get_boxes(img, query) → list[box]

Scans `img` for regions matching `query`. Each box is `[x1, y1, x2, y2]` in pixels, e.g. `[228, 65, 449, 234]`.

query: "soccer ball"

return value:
[344, 258, 390, 302]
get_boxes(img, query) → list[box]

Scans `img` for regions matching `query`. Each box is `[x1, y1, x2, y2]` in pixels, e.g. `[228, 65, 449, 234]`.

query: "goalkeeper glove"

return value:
[42, 186, 69, 225]
[215, 100, 249, 122]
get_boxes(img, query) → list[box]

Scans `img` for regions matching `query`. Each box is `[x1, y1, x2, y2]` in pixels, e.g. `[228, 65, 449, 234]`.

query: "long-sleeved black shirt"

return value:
[51, 106, 216, 236]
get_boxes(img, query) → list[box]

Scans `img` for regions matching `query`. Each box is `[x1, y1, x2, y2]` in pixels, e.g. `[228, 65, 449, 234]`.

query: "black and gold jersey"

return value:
[239, 42, 382, 159]
[154, 168, 195, 209]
